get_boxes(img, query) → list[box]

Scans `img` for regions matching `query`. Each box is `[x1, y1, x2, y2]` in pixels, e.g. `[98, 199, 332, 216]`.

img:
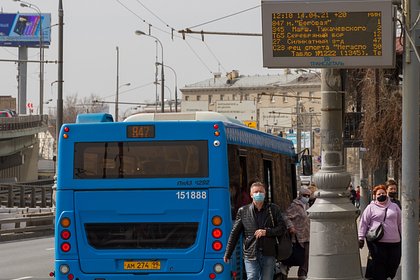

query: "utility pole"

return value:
[56, 0, 64, 145]
[401, 0, 419, 276]
[307, 69, 363, 280]
[115, 46, 119, 122]
[296, 99, 302, 175]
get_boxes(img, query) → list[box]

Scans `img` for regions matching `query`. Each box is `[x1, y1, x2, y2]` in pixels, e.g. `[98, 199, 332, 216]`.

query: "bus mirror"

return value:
[301, 155, 313, 176]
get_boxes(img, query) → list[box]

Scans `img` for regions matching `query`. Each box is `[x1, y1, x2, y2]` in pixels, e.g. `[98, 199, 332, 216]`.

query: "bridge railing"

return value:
[0, 115, 48, 132]
[0, 182, 53, 208]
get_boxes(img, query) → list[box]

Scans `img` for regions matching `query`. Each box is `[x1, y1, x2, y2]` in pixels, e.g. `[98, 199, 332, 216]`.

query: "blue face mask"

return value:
[300, 196, 310, 204]
[253, 192, 265, 202]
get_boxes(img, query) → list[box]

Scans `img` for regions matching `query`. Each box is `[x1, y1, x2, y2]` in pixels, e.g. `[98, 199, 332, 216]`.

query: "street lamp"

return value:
[115, 82, 131, 121]
[15, 0, 45, 116]
[134, 30, 165, 113]
[156, 62, 178, 112]
[114, 46, 131, 122]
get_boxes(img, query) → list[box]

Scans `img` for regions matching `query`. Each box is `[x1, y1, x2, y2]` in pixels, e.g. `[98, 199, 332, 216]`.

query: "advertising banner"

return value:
[0, 13, 51, 47]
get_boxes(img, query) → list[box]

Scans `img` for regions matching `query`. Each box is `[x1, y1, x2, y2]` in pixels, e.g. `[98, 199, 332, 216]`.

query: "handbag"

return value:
[269, 205, 293, 261]
[282, 235, 305, 267]
[365, 207, 388, 242]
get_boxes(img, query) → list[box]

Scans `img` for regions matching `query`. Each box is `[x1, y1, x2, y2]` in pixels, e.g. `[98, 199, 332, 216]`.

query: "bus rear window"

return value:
[85, 222, 199, 249]
[73, 141, 208, 179]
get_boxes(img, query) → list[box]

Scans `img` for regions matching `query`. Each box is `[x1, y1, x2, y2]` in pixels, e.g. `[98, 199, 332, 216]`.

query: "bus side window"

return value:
[229, 183, 241, 219]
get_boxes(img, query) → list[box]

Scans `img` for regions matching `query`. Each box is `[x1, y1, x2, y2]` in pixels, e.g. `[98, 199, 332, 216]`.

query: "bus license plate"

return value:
[124, 261, 161, 270]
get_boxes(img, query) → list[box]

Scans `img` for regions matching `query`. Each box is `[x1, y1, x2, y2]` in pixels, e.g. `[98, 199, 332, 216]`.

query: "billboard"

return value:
[215, 100, 256, 122]
[0, 13, 51, 47]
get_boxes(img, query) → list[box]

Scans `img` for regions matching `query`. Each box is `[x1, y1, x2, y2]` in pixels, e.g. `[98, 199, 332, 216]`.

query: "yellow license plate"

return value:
[124, 261, 161, 270]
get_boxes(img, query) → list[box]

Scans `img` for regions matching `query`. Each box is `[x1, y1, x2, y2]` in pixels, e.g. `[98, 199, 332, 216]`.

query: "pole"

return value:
[37, 10, 44, 116]
[401, 0, 419, 275]
[56, 0, 64, 147]
[307, 69, 363, 280]
[160, 53, 165, 113]
[134, 31, 164, 112]
[19, 2, 44, 116]
[296, 99, 302, 175]
[115, 46, 119, 122]
[158, 63, 178, 112]
[18, 47, 28, 115]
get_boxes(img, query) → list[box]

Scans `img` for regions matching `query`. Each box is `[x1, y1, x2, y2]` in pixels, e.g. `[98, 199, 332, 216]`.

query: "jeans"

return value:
[244, 250, 276, 280]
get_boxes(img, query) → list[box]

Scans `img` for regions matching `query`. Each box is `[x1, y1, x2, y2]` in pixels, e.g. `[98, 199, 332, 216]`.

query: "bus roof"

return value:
[76, 113, 114, 123]
[124, 111, 244, 125]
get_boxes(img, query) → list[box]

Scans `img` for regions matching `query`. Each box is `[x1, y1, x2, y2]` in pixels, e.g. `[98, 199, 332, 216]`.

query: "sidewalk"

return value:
[285, 242, 419, 280]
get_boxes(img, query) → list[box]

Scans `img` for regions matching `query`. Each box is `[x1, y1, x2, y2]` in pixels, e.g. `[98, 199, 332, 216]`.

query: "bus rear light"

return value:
[60, 217, 71, 228]
[63, 134, 69, 139]
[61, 242, 71, 252]
[212, 216, 222, 226]
[209, 273, 216, 279]
[212, 228, 222, 239]
[67, 274, 74, 280]
[213, 263, 224, 273]
[61, 230, 71, 240]
[213, 124, 219, 130]
[214, 131, 220, 136]
[212, 240, 223, 251]
[64, 126, 70, 132]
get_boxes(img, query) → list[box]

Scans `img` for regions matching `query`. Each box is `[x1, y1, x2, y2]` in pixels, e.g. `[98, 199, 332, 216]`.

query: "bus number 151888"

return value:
[176, 191, 207, 200]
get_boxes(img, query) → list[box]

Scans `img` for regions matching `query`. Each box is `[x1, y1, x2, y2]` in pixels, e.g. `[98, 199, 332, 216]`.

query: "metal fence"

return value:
[0, 180, 54, 208]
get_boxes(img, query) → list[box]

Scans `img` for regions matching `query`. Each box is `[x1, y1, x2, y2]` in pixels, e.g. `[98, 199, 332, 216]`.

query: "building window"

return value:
[208, 95, 212, 104]
[220, 94, 224, 101]
[283, 95, 288, 103]
[197, 95, 201, 101]
[185, 96, 189, 101]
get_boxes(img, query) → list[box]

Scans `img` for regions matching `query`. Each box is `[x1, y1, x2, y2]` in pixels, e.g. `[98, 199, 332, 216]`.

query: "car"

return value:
[0, 109, 14, 117]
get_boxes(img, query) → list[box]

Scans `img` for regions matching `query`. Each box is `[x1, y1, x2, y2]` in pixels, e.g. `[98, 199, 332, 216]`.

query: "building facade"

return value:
[180, 70, 323, 173]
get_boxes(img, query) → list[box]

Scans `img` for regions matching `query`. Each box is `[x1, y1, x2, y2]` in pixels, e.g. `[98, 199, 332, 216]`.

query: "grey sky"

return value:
[0, 0, 284, 115]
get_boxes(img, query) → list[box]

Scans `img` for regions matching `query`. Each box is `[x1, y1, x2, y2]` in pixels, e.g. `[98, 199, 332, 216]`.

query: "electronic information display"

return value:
[262, 0, 395, 68]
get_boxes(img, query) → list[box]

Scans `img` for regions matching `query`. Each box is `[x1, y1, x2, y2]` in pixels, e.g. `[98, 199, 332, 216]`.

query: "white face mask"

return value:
[300, 196, 310, 204]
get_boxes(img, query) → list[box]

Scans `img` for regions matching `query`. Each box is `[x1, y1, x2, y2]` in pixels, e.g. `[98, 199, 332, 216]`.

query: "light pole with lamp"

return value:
[156, 62, 178, 112]
[15, 0, 45, 116]
[134, 30, 164, 113]
[115, 82, 131, 121]
[114, 46, 131, 121]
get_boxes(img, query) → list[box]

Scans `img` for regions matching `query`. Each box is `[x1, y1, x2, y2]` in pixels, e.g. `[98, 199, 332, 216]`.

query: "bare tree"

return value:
[48, 94, 110, 138]
[346, 68, 402, 178]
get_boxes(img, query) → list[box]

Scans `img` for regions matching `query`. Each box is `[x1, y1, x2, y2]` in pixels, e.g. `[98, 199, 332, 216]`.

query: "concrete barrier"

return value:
[0, 208, 54, 241]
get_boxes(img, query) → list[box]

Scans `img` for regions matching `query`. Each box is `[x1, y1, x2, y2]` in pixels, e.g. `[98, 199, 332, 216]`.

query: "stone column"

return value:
[307, 69, 363, 280]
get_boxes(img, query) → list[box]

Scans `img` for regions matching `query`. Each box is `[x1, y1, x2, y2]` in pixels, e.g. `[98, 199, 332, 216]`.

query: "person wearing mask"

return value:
[224, 182, 287, 280]
[358, 185, 401, 280]
[308, 183, 318, 207]
[280, 187, 311, 280]
[385, 179, 401, 209]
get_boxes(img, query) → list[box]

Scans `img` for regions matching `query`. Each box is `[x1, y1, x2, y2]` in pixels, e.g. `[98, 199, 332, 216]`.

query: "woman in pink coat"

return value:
[358, 185, 401, 280]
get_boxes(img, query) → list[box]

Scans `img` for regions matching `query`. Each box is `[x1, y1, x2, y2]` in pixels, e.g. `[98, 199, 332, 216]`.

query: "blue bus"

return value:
[53, 112, 297, 280]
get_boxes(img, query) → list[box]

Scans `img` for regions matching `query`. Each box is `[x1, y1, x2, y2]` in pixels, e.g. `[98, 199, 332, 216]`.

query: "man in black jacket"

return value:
[223, 181, 287, 280]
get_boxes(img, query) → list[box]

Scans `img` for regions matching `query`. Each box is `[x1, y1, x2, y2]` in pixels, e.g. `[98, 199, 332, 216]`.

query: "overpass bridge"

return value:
[0, 115, 49, 182]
